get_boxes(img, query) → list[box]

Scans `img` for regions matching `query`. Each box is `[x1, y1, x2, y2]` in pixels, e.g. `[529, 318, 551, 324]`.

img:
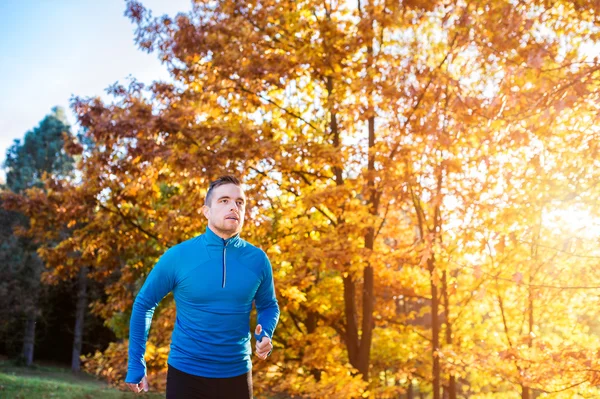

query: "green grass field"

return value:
[0, 361, 163, 399]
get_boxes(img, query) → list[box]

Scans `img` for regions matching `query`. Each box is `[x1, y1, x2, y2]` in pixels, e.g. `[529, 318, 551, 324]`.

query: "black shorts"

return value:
[166, 364, 253, 399]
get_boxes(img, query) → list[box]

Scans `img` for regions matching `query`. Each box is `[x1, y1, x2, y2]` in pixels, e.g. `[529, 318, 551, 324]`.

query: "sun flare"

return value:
[543, 206, 600, 239]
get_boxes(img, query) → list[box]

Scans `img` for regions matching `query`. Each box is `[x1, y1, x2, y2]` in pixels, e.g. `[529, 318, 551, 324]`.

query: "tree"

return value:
[1, 107, 74, 366]
[15, 0, 600, 397]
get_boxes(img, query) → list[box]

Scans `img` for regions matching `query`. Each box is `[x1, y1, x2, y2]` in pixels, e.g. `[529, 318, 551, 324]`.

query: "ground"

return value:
[0, 359, 163, 399]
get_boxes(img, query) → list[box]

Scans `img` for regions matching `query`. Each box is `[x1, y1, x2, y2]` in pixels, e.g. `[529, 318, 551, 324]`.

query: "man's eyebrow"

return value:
[216, 196, 245, 202]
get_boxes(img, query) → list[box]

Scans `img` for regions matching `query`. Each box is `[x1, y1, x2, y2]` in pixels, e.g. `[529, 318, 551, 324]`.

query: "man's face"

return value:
[202, 183, 246, 238]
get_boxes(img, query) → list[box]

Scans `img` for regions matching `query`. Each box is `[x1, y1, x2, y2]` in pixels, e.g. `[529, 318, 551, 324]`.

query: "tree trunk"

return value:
[406, 381, 414, 399]
[430, 260, 441, 399]
[21, 312, 37, 366]
[356, 107, 376, 381]
[356, 2, 378, 379]
[327, 72, 375, 380]
[521, 288, 534, 399]
[327, 75, 360, 373]
[359, 228, 375, 380]
[430, 155, 446, 399]
[343, 275, 359, 367]
[521, 295, 534, 399]
[327, 10, 378, 373]
[71, 266, 88, 372]
[442, 271, 457, 399]
[523, 217, 540, 399]
[20, 251, 42, 366]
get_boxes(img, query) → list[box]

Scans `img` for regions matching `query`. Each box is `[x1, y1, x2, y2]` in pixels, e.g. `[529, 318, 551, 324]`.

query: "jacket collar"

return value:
[205, 226, 241, 246]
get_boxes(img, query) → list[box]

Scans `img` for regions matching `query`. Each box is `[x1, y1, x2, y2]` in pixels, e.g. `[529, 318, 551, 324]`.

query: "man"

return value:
[125, 175, 279, 398]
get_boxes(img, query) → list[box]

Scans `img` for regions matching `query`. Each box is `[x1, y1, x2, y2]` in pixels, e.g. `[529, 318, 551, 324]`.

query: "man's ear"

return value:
[202, 205, 210, 219]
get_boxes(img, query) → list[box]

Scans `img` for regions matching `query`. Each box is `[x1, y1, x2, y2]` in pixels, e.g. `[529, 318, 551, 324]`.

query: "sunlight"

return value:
[543, 205, 600, 239]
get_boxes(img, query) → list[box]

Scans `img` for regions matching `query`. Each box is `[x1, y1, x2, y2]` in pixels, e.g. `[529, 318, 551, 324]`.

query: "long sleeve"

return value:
[125, 247, 178, 383]
[253, 255, 280, 347]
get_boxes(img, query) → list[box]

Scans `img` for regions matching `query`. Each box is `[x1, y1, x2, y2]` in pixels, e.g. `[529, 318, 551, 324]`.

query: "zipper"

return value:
[222, 240, 228, 288]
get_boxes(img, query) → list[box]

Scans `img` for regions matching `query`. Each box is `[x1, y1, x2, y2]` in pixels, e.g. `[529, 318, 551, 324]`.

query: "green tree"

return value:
[1, 107, 74, 366]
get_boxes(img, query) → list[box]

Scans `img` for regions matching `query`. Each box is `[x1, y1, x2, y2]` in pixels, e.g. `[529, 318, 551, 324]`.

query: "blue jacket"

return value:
[125, 227, 279, 382]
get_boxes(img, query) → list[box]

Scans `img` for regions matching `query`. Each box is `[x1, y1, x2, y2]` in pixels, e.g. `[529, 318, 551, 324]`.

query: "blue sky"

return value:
[0, 0, 191, 180]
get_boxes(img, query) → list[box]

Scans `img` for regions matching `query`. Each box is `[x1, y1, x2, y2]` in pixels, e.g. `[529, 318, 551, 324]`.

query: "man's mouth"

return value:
[225, 215, 239, 221]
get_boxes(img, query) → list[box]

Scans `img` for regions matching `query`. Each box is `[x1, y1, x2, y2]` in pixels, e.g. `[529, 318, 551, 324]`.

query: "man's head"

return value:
[202, 175, 246, 239]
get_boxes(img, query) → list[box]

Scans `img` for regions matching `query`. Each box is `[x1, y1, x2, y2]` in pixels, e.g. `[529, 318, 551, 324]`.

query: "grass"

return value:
[0, 361, 163, 399]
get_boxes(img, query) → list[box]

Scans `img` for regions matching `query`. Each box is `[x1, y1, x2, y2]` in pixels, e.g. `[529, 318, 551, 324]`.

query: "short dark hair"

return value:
[205, 175, 242, 206]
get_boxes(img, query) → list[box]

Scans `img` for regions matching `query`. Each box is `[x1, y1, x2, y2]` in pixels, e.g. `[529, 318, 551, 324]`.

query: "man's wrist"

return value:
[254, 330, 269, 342]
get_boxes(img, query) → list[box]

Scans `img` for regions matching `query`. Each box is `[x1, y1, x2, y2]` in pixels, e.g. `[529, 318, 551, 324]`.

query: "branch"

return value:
[291, 169, 334, 183]
[234, 84, 322, 133]
[287, 310, 307, 335]
[387, 25, 461, 163]
[249, 166, 300, 197]
[374, 199, 391, 241]
[382, 318, 432, 343]
[497, 291, 513, 348]
[535, 379, 589, 394]
[452, 260, 600, 290]
[313, 205, 338, 227]
[409, 182, 427, 239]
[518, 239, 600, 260]
[98, 202, 162, 244]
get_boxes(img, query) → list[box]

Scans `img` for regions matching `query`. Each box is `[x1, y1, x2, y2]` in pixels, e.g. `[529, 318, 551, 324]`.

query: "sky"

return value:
[0, 0, 192, 182]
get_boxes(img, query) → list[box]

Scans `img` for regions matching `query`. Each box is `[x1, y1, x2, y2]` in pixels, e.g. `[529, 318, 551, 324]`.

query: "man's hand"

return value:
[127, 376, 149, 393]
[254, 324, 273, 360]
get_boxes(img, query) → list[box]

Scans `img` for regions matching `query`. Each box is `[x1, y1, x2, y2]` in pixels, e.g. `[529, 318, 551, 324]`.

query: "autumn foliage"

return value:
[3, 0, 600, 398]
